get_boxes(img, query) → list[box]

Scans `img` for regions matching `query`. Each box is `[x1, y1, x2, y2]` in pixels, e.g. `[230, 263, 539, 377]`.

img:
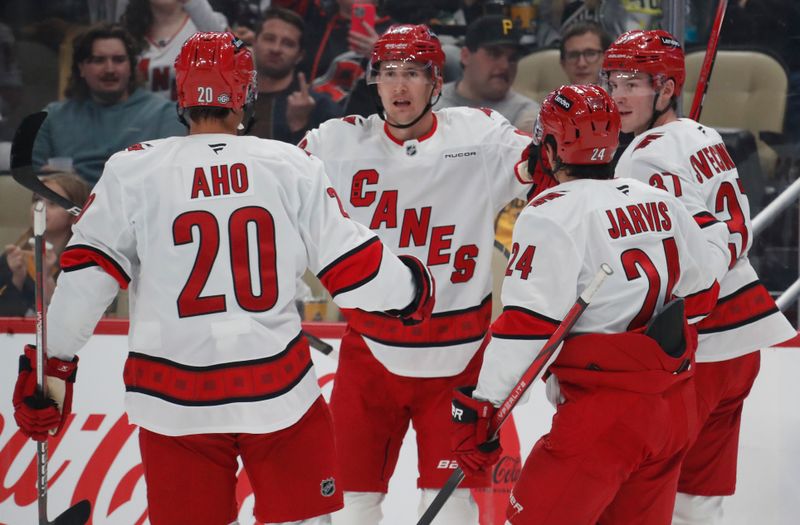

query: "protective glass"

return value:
[367, 60, 435, 86]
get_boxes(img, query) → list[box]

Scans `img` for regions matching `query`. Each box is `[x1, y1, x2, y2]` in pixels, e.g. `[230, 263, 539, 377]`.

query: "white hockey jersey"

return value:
[46, 135, 419, 436]
[615, 119, 795, 361]
[301, 108, 533, 377]
[138, 17, 197, 101]
[475, 178, 727, 405]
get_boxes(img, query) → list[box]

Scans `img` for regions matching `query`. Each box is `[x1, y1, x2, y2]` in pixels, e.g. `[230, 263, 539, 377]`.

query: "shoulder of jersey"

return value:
[437, 106, 507, 127]
[321, 114, 371, 134]
[106, 137, 173, 164]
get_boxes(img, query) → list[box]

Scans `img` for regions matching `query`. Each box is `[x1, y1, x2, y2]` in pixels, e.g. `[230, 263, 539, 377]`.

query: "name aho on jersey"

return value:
[187, 163, 254, 200]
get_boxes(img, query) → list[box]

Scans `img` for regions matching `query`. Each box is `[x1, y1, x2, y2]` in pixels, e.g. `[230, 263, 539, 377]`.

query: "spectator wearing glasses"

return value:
[32, 24, 186, 186]
[559, 20, 612, 85]
[434, 15, 540, 133]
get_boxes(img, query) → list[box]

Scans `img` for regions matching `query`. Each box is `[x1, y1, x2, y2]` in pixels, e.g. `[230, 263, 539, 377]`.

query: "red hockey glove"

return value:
[13, 345, 78, 441]
[451, 386, 502, 478]
[515, 140, 558, 200]
[390, 255, 435, 325]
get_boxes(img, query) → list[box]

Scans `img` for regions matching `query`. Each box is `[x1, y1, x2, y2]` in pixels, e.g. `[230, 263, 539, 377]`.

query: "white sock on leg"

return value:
[418, 488, 478, 525]
[332, 491, 385, 525]
[672, 492, 724, 525]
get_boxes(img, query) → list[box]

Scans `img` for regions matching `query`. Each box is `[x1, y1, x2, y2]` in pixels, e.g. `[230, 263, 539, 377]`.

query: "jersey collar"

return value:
[383, 114, 438, 146]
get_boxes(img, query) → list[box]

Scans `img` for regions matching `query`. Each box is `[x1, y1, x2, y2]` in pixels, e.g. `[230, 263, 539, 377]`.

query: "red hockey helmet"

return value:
[175, 32, 255, 110]
[536, 84, 621, 165]
[368, 24, 446, 82]
[602, 30, 685, 96]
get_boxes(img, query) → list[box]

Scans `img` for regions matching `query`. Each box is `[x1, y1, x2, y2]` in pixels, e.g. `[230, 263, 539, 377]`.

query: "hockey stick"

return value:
[12, 113, 91, 525]
[416, 263, 614, 525]
[688, 0, 729, 121]
[11, 111, 336, 360]
[11, 112, 82, 216]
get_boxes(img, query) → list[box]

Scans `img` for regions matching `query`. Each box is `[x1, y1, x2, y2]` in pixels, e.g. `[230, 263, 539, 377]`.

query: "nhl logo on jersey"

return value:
[217, 93, 231, 104]
[406, 144, 417, 156]
[320, 477, 336, 497]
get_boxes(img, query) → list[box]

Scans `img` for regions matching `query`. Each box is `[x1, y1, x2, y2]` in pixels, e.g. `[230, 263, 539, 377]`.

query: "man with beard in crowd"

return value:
[32, 24, 185, 186]
[250, 7, 342, 143]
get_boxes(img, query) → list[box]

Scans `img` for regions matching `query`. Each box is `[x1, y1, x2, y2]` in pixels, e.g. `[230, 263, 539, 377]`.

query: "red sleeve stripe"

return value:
[61, 244, 130, 289]
[693, 212, 720, 229]
[345, 294, 492, 346]
[318, 236, 383, 298]
[491, 306, 560, 340]
[683, 280, 720, 320]
[123, 331, 313, 406]
[697, 281, 780, 334]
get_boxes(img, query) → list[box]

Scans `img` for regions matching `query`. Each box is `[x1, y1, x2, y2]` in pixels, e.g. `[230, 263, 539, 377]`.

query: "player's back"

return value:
[102, 136, 317, 362]
[616, 118, 753, 260]
[616, 118, 794, 359]
[510, 178, 719, 335]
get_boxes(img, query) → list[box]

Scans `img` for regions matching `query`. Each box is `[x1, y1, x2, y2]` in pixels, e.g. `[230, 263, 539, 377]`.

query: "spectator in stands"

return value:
[250, 8, 341, 143]
[122, 0, 227, 100]
[537, 0, 662, 47]
[0, 173, 89, 316]
[300, 0, 390, 82]
[434, 15, 540, 132]
[32, 24, 186, 186]
[0, 22, 23, 140]
[559, 20, 612, 85]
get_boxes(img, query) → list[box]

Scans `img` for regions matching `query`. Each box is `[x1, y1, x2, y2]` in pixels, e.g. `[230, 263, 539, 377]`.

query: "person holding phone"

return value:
[300, 0, 390, 82]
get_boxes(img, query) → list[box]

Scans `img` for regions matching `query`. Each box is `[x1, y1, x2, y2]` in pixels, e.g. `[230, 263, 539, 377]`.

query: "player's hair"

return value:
[559, 21, 613, 60]
[185, 106, 233, 123]
[66, 24, 140, 101]
[543, 136, 614, 180]
[257, 7, 306, 47]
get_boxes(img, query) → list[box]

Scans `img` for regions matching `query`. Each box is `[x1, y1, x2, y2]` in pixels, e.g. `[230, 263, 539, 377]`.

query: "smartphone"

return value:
[351, 3, 376, 37]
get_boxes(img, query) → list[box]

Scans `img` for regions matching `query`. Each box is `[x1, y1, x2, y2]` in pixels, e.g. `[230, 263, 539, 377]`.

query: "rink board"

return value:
[1, 319, 799, 525]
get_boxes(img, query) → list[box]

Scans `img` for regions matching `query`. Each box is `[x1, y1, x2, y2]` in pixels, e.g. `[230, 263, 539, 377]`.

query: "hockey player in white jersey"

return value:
[11, 32, 435, 525]
[299, 24, 534, 524]
[602, 30, 796, 525]
[451, 84, 730, 525]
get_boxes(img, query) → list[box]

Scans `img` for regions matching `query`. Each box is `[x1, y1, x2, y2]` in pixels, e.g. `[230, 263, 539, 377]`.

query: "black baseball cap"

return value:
[464, 15, 523, 51]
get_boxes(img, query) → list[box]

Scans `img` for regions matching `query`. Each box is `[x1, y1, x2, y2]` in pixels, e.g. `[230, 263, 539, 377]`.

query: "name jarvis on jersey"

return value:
[606, 200, 673, 239]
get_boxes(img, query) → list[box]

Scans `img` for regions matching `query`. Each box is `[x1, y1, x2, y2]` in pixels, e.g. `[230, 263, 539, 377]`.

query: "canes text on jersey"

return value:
[350, 169, 478, 283]
[191, 163, 249, 199]
[606, 201, 672, 239]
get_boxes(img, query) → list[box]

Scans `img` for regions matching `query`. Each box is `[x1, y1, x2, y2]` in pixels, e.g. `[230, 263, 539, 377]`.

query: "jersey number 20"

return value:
[173, 207, 278, 317]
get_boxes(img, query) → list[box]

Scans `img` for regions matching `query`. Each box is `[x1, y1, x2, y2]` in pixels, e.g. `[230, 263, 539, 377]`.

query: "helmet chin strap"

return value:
[647, 85, 671, 130]
[373, 83, 442, 130]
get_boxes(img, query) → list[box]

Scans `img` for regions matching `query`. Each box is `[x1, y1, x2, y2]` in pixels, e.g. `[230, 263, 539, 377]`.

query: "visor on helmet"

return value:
[367, 60, 436, 86]
[601, 70, 664, 96]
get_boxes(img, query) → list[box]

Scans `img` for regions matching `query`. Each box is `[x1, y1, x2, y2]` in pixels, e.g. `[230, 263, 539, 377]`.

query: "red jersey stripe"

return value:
[345, 295, 492, 346]
[123, 332, 313, 406]
[61, 244, 131, 289]
[318, 236, 383, 297]
[491, 306, 559, 340]
[697, 281, 779, 334]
